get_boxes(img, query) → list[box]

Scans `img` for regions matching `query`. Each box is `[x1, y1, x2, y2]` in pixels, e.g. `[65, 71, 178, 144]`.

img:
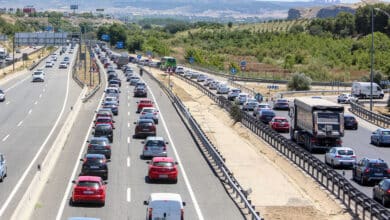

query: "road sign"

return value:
[240, 60, 247, 67]
[15, 32, 68, 46]
[0, 34, 7, 41]
[189, 57, 194, 64]
[45, 26, 53, 32]
[267, 85, 279, 90]
[380, 80, 390, 85]
[230, 67, 237, 75]
[254, 93, 263, 102]
[137, 54, 142, 60]
[101, 34, 110, 41]
[116, 41, 124, 49]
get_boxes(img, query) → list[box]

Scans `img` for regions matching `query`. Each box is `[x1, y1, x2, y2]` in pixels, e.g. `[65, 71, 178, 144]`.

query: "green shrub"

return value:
[287, 72, 312, 91]
[230, 103, 242, 123]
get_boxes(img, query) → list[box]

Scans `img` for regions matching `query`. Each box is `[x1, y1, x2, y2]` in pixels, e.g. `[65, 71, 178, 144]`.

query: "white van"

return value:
[143, 193, 186, 220]
[351, 82, 384, 99]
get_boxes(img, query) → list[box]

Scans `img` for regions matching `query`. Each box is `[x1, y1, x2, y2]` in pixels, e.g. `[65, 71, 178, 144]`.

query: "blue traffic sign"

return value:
[230, 67, 237, 75]
[45, 26, 53, 31]
[189, 57, 194, 64]
[101, 34, 110, 41]
[137, 54, 142, 60]
[240, 60, 247, 67]
[116, 41, 124, 49]
[267, 85, 279, 90]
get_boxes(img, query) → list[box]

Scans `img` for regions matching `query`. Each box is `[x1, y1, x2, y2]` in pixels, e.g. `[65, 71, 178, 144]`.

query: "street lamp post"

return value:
[370, 6, 374, 111]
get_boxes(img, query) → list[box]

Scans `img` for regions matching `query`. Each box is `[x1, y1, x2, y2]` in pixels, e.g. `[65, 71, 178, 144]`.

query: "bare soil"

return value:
[149, 69, 351, 220]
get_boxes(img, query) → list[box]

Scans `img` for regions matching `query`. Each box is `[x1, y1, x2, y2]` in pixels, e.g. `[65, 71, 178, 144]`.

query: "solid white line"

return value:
[34, 101, 38, 105]
[2, 134, 10, 142]
[127, 137, 130, 144]
[147, 83, 205, 220]
[17, 121, 23, 127]
[55, 52, 106, 220]
[0, 53, 72, 217]
[127, 157, 130, 167]
[28, 109, 32, 115]
[126, 188, 131, 202]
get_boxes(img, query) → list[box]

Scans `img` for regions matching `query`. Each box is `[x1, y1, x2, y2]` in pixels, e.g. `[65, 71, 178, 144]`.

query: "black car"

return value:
[344, 114, 358, 130]
[102, 101, 118, 115]
[93, 123, 114, 143]
[80, 154, 109, 180]
[273, 99, 289, 110]
[87, 137, 112, 159]
[352, 158, 390, 185]
[373, 179, 390, 207]
[109, 79, 121, 87]
[257, 109, 276, 124]
[134, 87, 147, 97]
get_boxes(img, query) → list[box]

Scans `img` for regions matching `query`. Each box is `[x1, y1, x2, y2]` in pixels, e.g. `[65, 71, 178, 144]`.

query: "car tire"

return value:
[331, 160, 335, 168]
[382, 196, 388, 207]
[172, 178, 178, 184]
[360, 176, 365, 186]
[101, 201, 105, 207]
[0, 174, 3, 182]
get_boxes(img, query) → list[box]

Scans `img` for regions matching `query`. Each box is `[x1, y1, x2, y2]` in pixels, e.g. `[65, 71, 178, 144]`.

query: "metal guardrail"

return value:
[28, 49, 50, 71]
[72, 46, 85, 89]
[170, 72, 390, 220]
[82, 48, 103, 102]
[349, 101, 390, 128]
[141, 67, 262, 220]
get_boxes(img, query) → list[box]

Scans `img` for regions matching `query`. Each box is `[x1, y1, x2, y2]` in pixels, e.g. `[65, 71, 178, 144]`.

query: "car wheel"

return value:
[101, 201, 105, 207]
[172, 178, 178, 184]
[0, 174, 3, 182]
[331, 160, 335, 168]
[360, 176, 365, 186]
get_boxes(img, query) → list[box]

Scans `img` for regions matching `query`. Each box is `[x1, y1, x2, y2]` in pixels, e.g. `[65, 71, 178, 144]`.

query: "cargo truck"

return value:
[351, 82, 384, 99]
[116, 52, 129, 69]
[289, 97, 344, 152]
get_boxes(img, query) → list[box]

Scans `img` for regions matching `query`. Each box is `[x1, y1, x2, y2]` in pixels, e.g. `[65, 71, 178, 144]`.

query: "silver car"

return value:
[325, 147, 356, 168]
[0, 89, 5, 102]
[140, 107, 159, 124]
[0, 153, 7, 182]
[242, 99, 259, 111]
[142, 136, 168, 159]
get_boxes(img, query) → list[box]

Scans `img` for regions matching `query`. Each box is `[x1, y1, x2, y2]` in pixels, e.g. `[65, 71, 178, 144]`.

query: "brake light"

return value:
[105, 145, 111, 150]
[148, 208, 153, 220]
[335, 155, 342, 158]
[97, 188, 104, 194]
[364, 168, 370, 173]
[387, 169, 390, 174]
[88, 144, 91, 149]
[144, 145, 147, 151]
[152, 125, 156, 131]
[351, 155, 356, 158]
[387, 189, 390, 194]
[181, 208, 184, 220]
[310, 138, 316, 143]
[336, 139, 342, 145]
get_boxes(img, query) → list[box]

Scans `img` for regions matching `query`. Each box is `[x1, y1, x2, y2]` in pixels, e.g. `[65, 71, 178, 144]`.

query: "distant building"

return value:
[0, 8, 7, 13]
[23, 5, 36, 14]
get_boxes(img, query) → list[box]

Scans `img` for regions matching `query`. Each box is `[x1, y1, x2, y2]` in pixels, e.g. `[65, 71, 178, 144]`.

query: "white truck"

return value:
[351, 82, 384, 99]
[0, 47, 8, 59]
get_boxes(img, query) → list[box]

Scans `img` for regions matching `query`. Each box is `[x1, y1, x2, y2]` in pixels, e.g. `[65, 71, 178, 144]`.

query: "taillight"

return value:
[148, 208, 153, 220]
[88, 144, 92, 149]
[387, 169, 390, 174]
[335, 155, 342, 158]
[105, 145, 111, 150]
[351, 155, 356, 158]
[310, 138, 316, 143]
[181, 208, 184, 220]
[144, 145, 147, 151]
[336, 139, 342, 145]
[152, 125, 156, 131]
[364, 168, 370, 173]
[387, 189, 390, 194]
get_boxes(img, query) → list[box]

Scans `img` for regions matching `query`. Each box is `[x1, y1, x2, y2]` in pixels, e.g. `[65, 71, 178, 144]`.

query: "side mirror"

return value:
[113, 120, 116, 123]
[79, 159, 84, 162]
[141, 141, 145, 144]
[92, 131, 95, 135]
[175, 162, 178, 165]
[86, 140, 89, 143]
[143, 201, 149, 205]
[182, 202, 186, 206]
[72, 180, 76, 184]
[166, 142, 169, 144]
[134, 122, 136, 124]
[104, 181, 108, 185]
[146, 161, 150, 164]
[93, 120, 96, 123]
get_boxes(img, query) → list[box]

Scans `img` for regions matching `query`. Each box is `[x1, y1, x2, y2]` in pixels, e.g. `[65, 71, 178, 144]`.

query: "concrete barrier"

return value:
[10, 87, 87, 220]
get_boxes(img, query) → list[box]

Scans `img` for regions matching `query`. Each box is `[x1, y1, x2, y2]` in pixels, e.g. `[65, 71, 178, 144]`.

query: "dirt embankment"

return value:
[149, 70, 351, 220]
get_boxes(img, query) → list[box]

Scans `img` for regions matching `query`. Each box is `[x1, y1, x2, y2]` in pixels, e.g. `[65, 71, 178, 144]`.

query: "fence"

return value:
[167, 71, 390, 220]
[141, 67, 262, 220]
[349, 101, 390, 128]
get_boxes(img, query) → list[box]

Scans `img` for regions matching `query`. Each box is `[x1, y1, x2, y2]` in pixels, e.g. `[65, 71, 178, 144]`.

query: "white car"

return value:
[337, 93, 358, 104]
[59, 62, 67, 69]
[140, 107, 159, 124]
[175, 66, 185, 74]
[209, 81, 220, 90]
[45, 61, 54, 68]
[32, 69, 45, 82]
[227, 88, 241, 101]
[235, 93, 249, 105]
[197, 74, 207, 82]
[216, 84, 229, 94]
[5, 56, 12, 62]
[253, 103, 271, 116]
[325, 147, 356, 168]
[144, 193, 186, 220]
[243, 98, 259, 111]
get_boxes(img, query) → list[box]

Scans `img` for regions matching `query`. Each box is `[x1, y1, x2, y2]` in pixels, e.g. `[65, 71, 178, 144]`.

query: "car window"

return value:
[274, 119, 287, 123]
[140, 122, 153, 126]
[153, 162, 174, 167]
[368, 163, 388, 169]
[146, 140, 165, 146]
[381, 131, 390, 135]
[77, 181, 100, 188]
[337, 150, 354, 155]
[90, 139, 108, 145]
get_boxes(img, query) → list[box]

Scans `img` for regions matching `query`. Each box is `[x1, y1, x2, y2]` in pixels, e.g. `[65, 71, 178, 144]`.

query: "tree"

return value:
[289, 24, 304, 34]
[287, 72, 312, 91]
[228, 22, 233, 28]
[334, 12, 355, 37]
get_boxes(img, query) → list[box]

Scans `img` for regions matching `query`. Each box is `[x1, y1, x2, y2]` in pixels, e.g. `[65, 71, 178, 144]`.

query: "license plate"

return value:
[159, 174, 168, 178]
[83, 190, 94, 194]
[374, 173, 383, 176]
[142, 129, 149, 131]
[90, 166, 99, 169]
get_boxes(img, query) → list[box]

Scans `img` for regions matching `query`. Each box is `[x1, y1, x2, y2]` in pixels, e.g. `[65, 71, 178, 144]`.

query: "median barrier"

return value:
[349, 101, 390, 128]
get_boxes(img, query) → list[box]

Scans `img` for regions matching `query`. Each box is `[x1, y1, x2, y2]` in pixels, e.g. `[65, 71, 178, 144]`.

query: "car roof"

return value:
[364, 158, 386, 163]
[344, 114, 355, 118]
[146, 136, 165, 141]
[152, 157, 174, 163]
[139, 98, 152, 102]
[331, 147, 354, 151]
[95, 123, 112, 128]
[77, 176, 102, 182]
[377, 128, 390, 132]
[150, 193, 182, 202]
[96, 116, 112, 120]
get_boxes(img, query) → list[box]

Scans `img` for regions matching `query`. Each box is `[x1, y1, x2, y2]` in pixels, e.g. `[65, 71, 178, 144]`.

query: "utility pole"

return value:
[12, 37, 15, 71]
[370, 6, 374, 111]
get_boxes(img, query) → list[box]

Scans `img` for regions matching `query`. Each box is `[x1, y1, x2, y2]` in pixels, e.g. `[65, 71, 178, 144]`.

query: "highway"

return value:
[175, 68, 390, 209]
[0, 46, 83, 219]
[31, 53, 243, 219]
[0, 46, 43, 69]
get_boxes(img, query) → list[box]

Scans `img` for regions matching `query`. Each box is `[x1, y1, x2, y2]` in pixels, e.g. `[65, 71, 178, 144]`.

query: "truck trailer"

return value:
[289, 97, 344, 152]
[116, 52, 129, 69]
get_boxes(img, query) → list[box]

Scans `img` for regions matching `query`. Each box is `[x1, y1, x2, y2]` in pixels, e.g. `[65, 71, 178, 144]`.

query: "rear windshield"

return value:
[90, 139, 108, 145]
[153, 162, 174, 167]
[77, 181, 100, 188]
[142, 109, 153, 113]
[274, 118, 287, 123]
[369, 163, 388, 169]
[262, 111, 275, 116]
[277, 99, 288, 103]
[344, 117, 355, 121]
[97, 118, 111, 123]
[337, 150, 354, 155]
[146, 140, 165, 147]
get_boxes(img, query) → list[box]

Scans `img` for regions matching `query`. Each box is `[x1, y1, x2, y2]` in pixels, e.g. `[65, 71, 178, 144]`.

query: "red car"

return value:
[136, 98, 154, 113]
[94, 116, 115, 129]
[269, 116, 290, 132]
[71, 176, 107, 206]
[148, 157, 178, 183]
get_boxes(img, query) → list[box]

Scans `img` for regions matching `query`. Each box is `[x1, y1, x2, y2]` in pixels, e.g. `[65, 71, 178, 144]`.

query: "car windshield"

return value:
[368, 163, 388, 169]
[146, 140, 165, 146]
[274, 118, 287, 123]
[97, 118, 111, 123]
[139, 121, 153, 126]
[140, 101, 152, 104]
[33, 72, 42, 75]
[153, 162, 174, 167]
[381, 131, 390, 135]
[96, 124, 112, 130]
[77, 181, 100, 188]
[142, 109, 154, 113]
[90, 139, 108, 145]
[337, 150, 354, 155]
[277, 99, 288, 103]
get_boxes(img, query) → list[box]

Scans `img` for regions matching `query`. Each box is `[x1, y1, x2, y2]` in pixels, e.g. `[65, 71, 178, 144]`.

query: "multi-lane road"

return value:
[30, 52, 243, 219]
[0, 46, 82, 219]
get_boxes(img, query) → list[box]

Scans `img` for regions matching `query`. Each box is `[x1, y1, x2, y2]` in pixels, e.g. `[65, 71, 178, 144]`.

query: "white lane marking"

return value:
[0, 56, 72, 217]
[127, 188, 131, 202]
[128, 103, 130, 107]
[128, 111, 130, 116]
[34, 101, 38, 105]
[6, 101, 10, 105]
[127, 157, 130, 167]
[56, 55, 105, 220]
[147, 83, 205, 220]
[17, 121, 23, 127]
[43, 88, 46, 92]
[4, 74, 31, 93]
[127, 122, 130, 128]
[28, 109, 32, 114]
[127, 137, 130, 144]
[127, 95, 130, 100]
[39, 94, 42, 98]
[2, 134, 10, 142]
